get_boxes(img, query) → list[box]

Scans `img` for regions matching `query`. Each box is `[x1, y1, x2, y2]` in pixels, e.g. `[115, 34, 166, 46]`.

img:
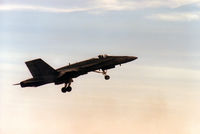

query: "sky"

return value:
[1, 0, 200, 134]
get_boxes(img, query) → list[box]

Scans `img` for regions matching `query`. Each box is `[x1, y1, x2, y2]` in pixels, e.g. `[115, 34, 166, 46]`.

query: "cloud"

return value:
[93, 0, 200, 10]
[1, 0, 200, 13]
[0, 4, 94, 13]
[148, 12, 200, 21]
[1, 0, 200, 22]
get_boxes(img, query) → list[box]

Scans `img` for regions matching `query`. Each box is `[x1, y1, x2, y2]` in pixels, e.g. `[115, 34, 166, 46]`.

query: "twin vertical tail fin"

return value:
[25, 58, 57, 78]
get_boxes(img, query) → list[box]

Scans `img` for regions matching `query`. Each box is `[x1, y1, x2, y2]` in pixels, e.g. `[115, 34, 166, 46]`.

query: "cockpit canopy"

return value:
[98, 54, 108, 59]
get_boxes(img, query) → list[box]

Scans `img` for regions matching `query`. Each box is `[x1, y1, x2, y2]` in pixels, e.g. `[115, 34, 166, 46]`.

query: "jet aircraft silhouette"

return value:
[14, 55, 137, 93]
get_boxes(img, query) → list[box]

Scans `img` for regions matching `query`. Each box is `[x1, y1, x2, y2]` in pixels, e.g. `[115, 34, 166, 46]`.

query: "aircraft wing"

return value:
[58, 68, 90, 78]
[57, 61, 115, 78]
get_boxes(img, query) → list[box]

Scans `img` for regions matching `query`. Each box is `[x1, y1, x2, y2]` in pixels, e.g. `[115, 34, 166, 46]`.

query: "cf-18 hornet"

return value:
[14, 55, 137, 93]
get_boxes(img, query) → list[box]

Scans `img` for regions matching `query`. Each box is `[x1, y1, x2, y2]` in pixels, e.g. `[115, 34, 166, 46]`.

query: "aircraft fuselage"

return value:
[17, 55, 137, 93]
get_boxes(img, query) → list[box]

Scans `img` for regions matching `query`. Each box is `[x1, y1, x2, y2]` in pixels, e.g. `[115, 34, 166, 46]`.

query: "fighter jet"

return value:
[14, 55, 137, 93]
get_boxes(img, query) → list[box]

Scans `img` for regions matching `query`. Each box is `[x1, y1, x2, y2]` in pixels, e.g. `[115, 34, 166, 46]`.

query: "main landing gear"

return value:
[61, 86, 72, 93]
[94, 70, 110, 80]
[61, 79, 73, 93]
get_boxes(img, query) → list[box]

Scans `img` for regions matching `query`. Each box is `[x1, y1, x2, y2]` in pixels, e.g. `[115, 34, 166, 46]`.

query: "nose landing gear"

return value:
[93, 70, 110, 80]
[102, 70, 110, 80]
[104, 75, 110, 80]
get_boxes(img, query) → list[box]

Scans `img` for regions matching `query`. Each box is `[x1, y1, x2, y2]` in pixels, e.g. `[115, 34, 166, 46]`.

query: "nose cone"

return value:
[126, 56, 138, 62]
[114, 56, 138, 64]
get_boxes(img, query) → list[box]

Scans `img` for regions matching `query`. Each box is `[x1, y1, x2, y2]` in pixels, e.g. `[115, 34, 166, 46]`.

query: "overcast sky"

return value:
[1, 0, 200, 134]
